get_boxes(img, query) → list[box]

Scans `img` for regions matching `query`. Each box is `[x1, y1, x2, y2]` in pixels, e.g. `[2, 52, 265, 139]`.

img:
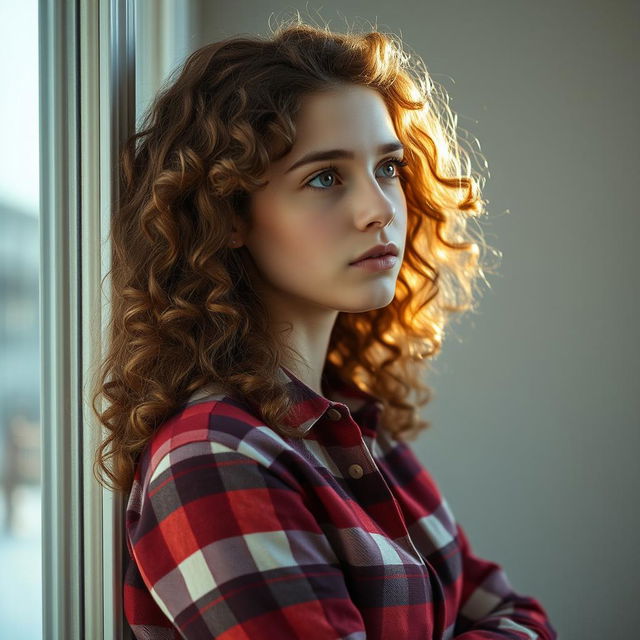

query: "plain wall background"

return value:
[140, 1, 639, 637]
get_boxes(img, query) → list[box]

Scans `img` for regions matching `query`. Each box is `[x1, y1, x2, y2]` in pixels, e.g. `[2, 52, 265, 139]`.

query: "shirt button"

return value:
[326, 407, 342, 421]
[348, 464, 364, 479]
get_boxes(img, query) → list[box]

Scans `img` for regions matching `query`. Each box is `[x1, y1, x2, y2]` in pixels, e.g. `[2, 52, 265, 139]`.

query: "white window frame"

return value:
[39, 1, 135, 638]
[40, 0, 194, 637]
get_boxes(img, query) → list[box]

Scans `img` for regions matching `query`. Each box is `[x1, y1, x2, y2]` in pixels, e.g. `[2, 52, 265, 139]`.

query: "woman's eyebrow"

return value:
[284, 141, 404, 174]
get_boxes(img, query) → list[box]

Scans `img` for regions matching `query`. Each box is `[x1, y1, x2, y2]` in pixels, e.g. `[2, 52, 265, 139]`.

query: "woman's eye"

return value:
[303, 158, 408, 190]
[308, 171, 337, 189]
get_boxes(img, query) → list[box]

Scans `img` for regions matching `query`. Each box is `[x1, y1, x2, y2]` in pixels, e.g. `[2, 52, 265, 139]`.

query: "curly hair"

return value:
[91, 16, 500, 495]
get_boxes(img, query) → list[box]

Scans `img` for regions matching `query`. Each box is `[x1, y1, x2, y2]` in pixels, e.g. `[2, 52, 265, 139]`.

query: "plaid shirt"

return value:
[124, 365, 557, 639]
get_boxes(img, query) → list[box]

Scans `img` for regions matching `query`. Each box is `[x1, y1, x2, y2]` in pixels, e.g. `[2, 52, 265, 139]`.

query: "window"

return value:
[0, 1, 42, 637]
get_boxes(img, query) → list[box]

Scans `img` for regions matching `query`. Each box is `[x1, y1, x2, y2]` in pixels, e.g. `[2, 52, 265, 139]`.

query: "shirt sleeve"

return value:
[128, 440, 367, 640]
[451, 510, 558, 639]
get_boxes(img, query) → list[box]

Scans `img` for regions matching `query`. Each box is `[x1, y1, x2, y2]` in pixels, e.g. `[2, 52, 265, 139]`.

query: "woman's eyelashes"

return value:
[302, 157, 409, 190]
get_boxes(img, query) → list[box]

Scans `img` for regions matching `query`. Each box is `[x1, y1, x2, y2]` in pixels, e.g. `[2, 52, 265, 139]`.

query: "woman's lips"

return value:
[349, 254, 398, 271]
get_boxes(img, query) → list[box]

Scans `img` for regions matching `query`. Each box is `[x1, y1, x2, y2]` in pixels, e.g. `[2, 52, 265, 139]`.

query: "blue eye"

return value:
[303, 158, 408, 191]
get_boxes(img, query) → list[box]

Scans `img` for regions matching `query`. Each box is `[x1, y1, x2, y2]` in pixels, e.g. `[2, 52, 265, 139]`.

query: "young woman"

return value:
[93, 18, 557, 640]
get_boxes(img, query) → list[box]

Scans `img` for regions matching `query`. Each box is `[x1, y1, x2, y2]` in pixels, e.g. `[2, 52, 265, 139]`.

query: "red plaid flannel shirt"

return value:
[123, 365, 557, 639]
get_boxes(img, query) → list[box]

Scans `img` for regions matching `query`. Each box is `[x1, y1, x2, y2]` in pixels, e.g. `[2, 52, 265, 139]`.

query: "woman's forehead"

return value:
[294, 85, 395, 135]
[271, 88, 400, 172]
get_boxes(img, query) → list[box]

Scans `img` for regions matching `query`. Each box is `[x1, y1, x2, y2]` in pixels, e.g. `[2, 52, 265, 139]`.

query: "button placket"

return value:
[321, 403, 427, 565]
[324, 407, 368, 479]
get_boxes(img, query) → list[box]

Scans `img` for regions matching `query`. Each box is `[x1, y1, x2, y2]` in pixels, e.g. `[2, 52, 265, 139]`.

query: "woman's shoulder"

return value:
[133, 384, 296, 493]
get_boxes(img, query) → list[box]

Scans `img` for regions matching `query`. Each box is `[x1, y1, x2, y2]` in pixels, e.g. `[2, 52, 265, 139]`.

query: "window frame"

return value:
[39, 0, 135, 638]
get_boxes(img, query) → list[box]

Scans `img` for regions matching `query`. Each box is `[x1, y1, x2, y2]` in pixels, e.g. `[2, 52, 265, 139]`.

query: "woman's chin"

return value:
[335, 289, 397, 313]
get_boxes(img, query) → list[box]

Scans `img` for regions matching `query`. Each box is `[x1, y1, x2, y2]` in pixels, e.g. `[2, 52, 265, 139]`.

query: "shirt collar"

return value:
[277, 364, 383, 436]
[186, 364, 383, 437]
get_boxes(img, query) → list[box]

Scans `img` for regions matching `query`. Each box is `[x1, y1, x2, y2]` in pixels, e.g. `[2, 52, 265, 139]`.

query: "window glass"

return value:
[0, 1, 42, 637]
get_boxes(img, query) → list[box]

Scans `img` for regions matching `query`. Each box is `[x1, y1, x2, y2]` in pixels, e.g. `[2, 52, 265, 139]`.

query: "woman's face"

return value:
[236, 84, 407, 316]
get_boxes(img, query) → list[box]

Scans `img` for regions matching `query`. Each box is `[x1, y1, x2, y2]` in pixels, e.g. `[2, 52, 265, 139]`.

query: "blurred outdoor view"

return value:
[0, 0, 43, 637]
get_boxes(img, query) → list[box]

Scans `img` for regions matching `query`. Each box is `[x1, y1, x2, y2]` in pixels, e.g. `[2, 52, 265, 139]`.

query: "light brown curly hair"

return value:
[91, 17, 499, 495]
